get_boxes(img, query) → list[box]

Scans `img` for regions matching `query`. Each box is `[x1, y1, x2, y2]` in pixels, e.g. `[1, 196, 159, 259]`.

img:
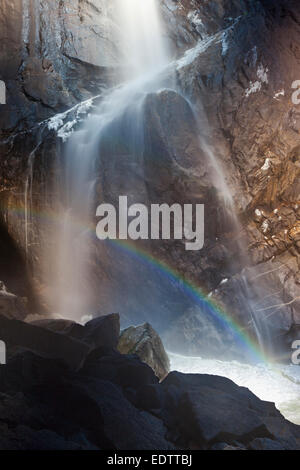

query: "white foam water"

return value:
[169, 352, 300, 425]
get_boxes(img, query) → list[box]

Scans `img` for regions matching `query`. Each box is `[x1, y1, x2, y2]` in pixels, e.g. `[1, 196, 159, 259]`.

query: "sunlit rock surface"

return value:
[118, 323, 170, 380]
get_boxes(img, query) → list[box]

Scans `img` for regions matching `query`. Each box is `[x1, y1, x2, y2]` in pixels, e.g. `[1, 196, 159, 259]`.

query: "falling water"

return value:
[52, 0, 171, 318]
[47, 0, 274, 362]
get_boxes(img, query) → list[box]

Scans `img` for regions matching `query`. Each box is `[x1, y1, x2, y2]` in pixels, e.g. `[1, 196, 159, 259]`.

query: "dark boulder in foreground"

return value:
[0, 314, 299, 450]
[83, 313, 120, 349]
[156, 372, 300, 449]
[31, 313, 120, 350]
[0, 315, 90, 370]
[118, 323, 170, 380]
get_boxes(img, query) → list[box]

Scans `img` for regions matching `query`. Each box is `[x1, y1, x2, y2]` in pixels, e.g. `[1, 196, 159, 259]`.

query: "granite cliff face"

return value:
[0, 0, 299, 359]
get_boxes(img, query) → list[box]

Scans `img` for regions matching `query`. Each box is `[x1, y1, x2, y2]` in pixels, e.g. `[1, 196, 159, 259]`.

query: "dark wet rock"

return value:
[136, 383, 165, 412]
[65, 377, 174, 450]
[0, 350, 67, 394]
[118, 323, 170, 380]
[152, 372, 300, 449]
[0, 423, 90, 450]
[248, 438, 286, 450]
[81, 349, 158, 392]
[31, 313, 120, 350]
[30, 318, 85, 340]
[210, 442, 246, 450]
[83, 313, 120, 349]
[0, 369, 173, 450]
[0, 316, 90, 370]
[0, 318, 298, 450]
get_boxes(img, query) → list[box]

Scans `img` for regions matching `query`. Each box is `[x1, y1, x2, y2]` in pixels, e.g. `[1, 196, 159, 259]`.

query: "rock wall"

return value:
[0, 0, 299, 358]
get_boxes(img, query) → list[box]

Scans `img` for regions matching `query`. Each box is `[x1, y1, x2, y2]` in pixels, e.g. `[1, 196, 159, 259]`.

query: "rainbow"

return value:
[6, 205, 269, 363]
[108, 238, 269, 363]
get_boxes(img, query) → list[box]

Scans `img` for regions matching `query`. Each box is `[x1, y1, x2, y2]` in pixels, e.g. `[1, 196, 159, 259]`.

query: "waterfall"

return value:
[51, 0, 171, 318]
[43, 1, 272, 363]
[116, 0, 169, 79]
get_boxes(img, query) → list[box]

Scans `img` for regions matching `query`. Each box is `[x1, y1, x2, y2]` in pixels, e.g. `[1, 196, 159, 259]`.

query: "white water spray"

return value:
[51, 0, 170, 317]
[116, 0, 169, 79]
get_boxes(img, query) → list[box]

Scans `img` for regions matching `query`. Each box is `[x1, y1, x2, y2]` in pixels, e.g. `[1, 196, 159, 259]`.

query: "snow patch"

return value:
[221, 31, 229, 56]
[188, 10, 203, 27]
[47, 98, 95, 142]
[261, 158, 271, 171]
[245, 81, 262, 97]
[176, 17, 241, 70]
[257, 64, 269, 84]
[274, 89, 285, 100]
[261, 220, 269, 233]
[245, 64, 269, 98]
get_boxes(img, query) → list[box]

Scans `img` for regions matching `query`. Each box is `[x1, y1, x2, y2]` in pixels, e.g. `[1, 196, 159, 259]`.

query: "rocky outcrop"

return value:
[169, 0, 300, 356]
[84, 313, 120, 349]
[138, 371, 300, 449]
[118, 323, 170, 380]
[0, 314, 298, 450]
[0, 315, 90, 369]
[0, 0, 119, 134]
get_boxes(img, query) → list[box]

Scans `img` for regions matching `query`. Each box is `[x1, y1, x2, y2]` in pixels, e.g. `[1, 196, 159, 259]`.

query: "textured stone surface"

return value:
[0, 315, 90, 369]
[118, 323, 170, 380]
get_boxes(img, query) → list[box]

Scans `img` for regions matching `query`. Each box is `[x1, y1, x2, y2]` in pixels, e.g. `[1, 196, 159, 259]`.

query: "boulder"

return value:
[0, 424, 89, 450]
[0, 350, 68, 394]
[155, 372, 300, 449]
[30, 318, 85, 340]
[83, 313, 120, 349]
[248, 438, 286, 450]
[210, 442, 246, 450]
[81, 349, 158, 391]
[118, 323, 170, 380]
[0, 388, 97, 450]
[0, 316, 90, 370]
[0, 283, 27, 320]
[30, 313, 120, 351]
[65, 377, 174, 450]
